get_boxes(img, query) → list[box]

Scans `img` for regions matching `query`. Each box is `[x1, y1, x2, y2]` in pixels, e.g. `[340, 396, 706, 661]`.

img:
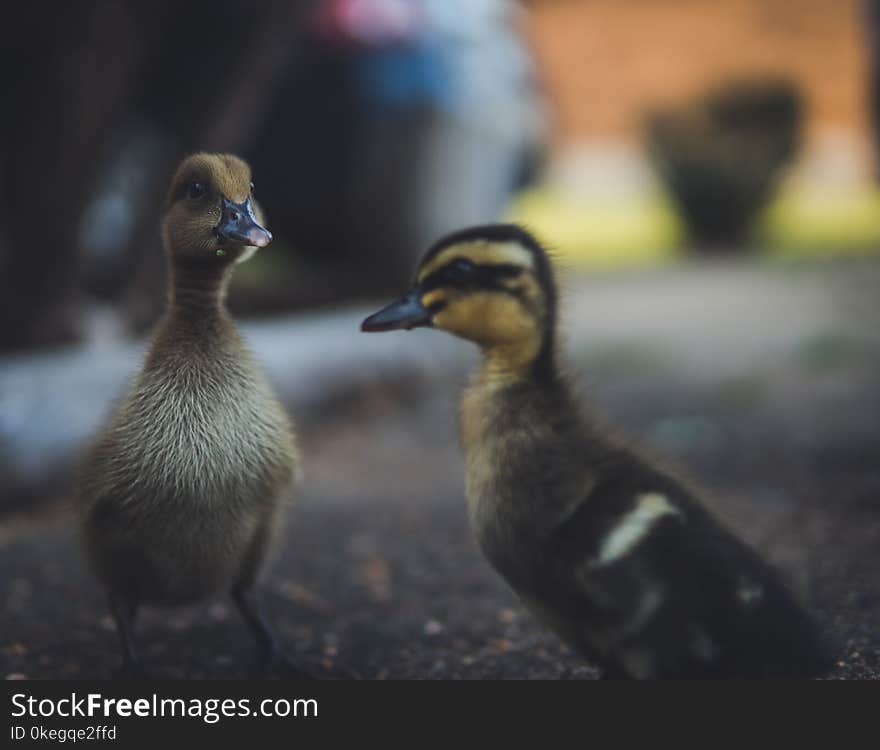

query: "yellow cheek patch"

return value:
[420, 289, 448, 309]
[418, 241, 535, 282]
[433, 293, 535, 343]
[433, 293, 543, 377]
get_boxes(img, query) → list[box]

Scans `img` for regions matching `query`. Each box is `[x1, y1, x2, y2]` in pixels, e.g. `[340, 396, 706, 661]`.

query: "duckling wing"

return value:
[548, 465, 832, 679]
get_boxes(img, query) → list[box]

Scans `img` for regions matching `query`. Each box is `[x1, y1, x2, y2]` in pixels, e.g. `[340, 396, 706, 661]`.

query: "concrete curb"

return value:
[0, 306, 470, 505]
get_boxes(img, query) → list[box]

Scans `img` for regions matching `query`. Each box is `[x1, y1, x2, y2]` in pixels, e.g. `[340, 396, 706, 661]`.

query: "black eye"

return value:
[446, 258, 478, 283]
[187, 180, 206, 200]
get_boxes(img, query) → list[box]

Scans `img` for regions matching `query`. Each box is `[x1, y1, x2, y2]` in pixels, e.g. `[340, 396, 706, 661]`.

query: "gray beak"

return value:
[361, 288, 433, 332]
[216, 197, 272, 247]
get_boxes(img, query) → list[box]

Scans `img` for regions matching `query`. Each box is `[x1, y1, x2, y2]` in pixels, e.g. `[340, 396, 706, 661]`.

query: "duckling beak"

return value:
[361, 288, 433, 332]
[216, 197, 273, 248]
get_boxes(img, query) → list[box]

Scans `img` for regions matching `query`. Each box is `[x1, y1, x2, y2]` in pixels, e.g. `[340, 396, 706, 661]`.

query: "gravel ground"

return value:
[1, 260, 878, 680]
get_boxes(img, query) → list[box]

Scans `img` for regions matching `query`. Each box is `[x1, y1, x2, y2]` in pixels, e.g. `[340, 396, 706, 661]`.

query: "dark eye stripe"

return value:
[485, 263, 524, 279]
[421, 262, 523, 291]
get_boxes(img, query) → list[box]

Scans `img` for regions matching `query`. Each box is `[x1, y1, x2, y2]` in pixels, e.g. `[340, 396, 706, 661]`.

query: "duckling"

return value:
[362, 223, 832, 679]
[79, 153, 299, 677]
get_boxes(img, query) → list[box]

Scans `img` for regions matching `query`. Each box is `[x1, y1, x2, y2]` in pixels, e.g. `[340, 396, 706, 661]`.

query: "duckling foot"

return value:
[108, 592, 146, 680]
[232, 586, 317, 679]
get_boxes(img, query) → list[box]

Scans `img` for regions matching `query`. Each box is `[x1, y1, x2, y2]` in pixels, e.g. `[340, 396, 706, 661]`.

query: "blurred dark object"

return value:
[646, 77, 804, 249]
[0, 0, 315, 352]
[0, 0, 543, 352]
[247, 0, 546, 309]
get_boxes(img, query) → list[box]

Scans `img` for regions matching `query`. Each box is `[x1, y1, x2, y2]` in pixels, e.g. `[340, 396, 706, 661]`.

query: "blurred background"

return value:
[0, 0, 878, 679]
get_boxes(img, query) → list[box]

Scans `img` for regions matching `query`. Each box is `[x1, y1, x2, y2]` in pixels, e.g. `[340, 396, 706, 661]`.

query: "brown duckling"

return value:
[79, 153, 299, 676]
[362, 223, 833, 679]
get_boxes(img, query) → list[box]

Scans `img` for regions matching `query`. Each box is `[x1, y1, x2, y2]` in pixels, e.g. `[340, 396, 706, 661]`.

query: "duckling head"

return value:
[362, 224, 558, 376]
[162, 153, 272, 267]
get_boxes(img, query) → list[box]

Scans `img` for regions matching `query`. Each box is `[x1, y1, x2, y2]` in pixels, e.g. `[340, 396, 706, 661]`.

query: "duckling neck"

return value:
[168, 261, 233, 320]
[462, 343, 594, 537]
[479, 328, 556, 384]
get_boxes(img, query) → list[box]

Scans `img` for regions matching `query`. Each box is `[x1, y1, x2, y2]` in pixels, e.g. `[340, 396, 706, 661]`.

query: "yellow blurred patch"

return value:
[507, 182, 880, 268]
[758, 185, 880, 257]
[506, 188, 682, 269]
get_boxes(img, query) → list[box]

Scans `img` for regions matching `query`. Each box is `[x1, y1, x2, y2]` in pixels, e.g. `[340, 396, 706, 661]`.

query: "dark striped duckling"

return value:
[79, 154, 299, 676]
[362, 223, 832, 679]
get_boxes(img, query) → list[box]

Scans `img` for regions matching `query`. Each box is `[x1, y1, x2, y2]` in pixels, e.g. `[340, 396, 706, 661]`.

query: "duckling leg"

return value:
[233, 585, 322, 679]
[233, 585, 279, 662]
[108, 592, 143, 678]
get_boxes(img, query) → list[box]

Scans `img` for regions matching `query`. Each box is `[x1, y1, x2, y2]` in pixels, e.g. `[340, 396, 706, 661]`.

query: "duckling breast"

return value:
[93, 356, 296, 505]
[79, 347, 297, 603]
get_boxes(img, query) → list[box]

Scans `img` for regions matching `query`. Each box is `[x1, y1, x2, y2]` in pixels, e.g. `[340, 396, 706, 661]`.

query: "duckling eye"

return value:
[445, 258, 478, 284]
[187, 180, 206, 200]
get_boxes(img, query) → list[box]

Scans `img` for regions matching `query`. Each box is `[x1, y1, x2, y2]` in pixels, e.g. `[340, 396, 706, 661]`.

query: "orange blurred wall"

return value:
[527, 0, 871, 151]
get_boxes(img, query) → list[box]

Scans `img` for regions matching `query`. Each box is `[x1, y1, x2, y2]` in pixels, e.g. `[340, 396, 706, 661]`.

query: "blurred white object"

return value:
[412, 0, 547, 242]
